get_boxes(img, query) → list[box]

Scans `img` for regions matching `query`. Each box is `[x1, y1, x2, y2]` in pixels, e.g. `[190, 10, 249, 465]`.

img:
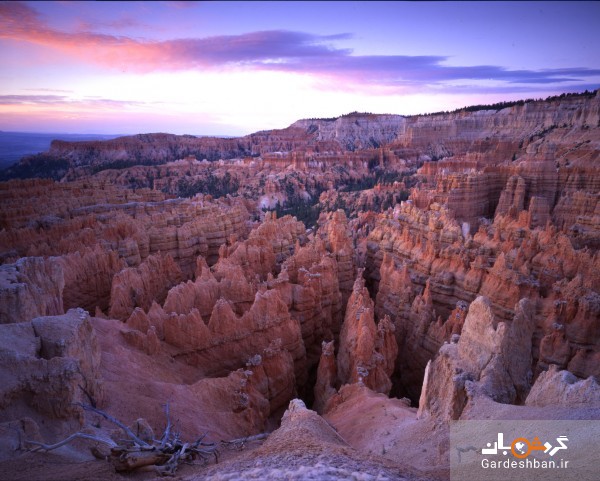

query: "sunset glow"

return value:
[1, 1, 599, 135]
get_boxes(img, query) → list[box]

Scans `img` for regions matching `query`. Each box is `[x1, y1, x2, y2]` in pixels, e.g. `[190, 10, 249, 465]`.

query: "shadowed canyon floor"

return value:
[1, 91, 599, 480]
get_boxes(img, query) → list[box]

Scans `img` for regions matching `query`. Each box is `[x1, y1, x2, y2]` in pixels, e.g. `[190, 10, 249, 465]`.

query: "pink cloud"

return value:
[0, 2, 350, 73]
[75, 16, 149, 33]
[2, 2, 599, 87]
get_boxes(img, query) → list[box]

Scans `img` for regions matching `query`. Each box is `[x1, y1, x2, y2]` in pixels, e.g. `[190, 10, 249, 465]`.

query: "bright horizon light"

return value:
[0, 1, 599, 136]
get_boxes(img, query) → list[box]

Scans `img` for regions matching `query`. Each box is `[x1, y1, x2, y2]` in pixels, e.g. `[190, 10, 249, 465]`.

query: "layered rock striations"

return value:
[0, 181, 250, 321]
[417, 296, 536, 421]
[109, 253, 184, 320]
[366, 186, 599, 402]
[272, 238, 343, 364]
[127, 277, 307, 387]
[317, 209, 356, 308]
[337, 272, 397, 395]
[0, 257, 64, 324]
[59, 245, 126, 313]
[0, 179, 248, 271]
[0, 309, 103, 436]
[0, 91, 598, 479]
[110, 214, 347, 413]
[8, 93, 594, 179]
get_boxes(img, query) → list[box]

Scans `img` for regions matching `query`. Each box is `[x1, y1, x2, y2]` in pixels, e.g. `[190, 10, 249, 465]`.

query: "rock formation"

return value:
[59, 246, 126, 313]
[417, 296, 536, 421]
[0, 91, 599, 480]
[317, 209, 356, 308]
[198, 398, 415, 481]
[313, 340, 337, 414]
[7, 93, 596, 182]
[337, 271, 398, 395]
[525, 364, 600, 408]
[0, 309, 102, 433]
[0, 257, 64, 324]
[272, 238, 343, 366]
[109, 253, 183, 320]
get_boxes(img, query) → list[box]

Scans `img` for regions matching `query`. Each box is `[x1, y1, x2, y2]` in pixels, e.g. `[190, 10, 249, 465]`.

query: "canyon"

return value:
[0, 91, 599, 480]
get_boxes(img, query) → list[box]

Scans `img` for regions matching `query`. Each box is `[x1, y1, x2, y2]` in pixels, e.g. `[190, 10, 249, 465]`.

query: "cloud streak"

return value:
[0, 94, 148, 108]
[2, 2, 599, 88]
[0, 94, 69, 104]
[23, 88, 74, 94]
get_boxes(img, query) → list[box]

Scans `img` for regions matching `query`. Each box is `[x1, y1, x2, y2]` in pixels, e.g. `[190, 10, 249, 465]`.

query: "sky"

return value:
[0, 1, 599, 136]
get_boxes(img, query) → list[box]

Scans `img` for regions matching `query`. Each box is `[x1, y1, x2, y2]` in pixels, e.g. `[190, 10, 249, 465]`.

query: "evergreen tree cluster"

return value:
[176, 172, 239, 199]
[413, 89, 598, 117]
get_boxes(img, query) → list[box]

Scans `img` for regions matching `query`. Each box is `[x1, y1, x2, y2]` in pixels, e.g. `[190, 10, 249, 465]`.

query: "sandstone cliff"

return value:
[417, 296, 536, 421]
[6, 92, 597, 184]
[0, 309, 102, 438]
[0, 90, 599, 480]
[0, 257, 64, 324]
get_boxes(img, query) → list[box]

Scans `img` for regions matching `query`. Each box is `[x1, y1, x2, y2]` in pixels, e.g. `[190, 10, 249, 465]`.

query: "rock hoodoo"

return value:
[1, 91, 599, 480]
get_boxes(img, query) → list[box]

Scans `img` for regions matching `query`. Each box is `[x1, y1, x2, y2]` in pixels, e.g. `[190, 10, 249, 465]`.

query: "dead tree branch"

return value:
[26, 403, 220, 476]
[78, 383, 97, 408]
[159, 402, 171, 450]
[75, 403, 151, 448]
[27, 432, 117, 452]
[220, 432, 269, 451]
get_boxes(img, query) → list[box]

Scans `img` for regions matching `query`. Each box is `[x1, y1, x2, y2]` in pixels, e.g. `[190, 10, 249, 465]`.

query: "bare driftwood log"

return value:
[111, 448, 170, 472]
[26, 403, 220, 476]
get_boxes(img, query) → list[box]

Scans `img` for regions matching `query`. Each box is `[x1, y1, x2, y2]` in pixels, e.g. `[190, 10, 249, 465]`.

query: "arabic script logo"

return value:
[482, 432, 569, 459]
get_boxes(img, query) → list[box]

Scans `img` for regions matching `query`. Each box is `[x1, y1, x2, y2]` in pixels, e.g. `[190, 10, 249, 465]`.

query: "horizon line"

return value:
[2, 87, 597, 139]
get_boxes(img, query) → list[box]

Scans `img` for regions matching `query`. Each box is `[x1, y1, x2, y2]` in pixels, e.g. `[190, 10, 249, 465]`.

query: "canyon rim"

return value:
[1, 1, 599, 479]
[1, 91, 599, 480]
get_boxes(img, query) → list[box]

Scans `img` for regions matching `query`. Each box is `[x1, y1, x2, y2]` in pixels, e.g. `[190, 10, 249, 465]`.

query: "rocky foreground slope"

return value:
[0, 91, 599, 480]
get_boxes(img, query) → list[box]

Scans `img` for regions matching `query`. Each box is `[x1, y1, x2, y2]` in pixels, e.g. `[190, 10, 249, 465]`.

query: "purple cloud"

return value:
[23, 88, 74, 93]
[1, 2, 599, 88]
[0, 94, 148, 108]
[0, 95, 68, 105]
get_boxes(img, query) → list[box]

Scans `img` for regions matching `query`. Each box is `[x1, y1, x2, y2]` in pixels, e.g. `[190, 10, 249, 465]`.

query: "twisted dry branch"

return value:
[220, 432, 269, 450]
[75, 402, 151, 448]
[26, 403, 221, 476]
[159, 403, 171, 450]
[27, 432, 117, 452]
